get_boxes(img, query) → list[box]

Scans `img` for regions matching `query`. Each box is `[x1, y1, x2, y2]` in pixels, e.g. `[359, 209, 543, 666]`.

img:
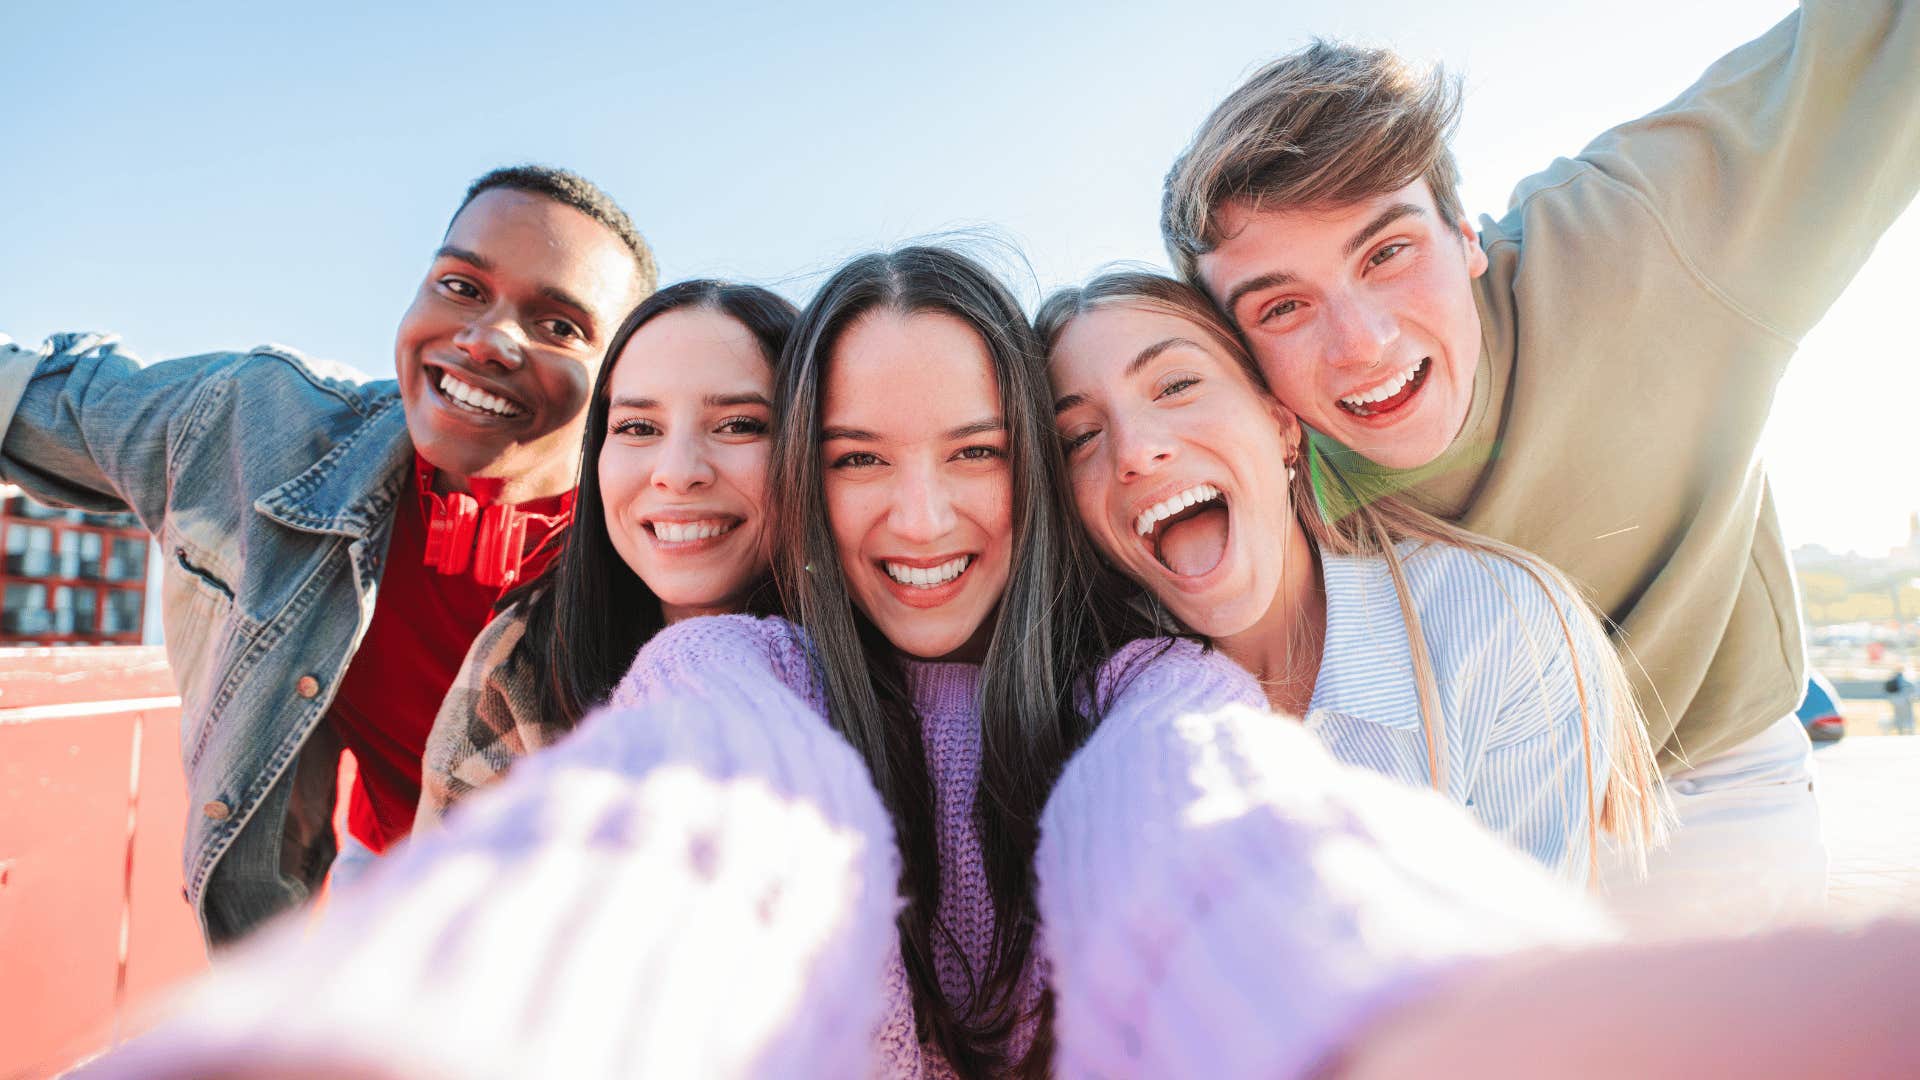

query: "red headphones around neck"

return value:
[422, 491, 535, 588]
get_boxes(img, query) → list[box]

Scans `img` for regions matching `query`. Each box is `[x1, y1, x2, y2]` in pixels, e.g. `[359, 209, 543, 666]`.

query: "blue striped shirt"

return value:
[1307, 542, 1614, 880]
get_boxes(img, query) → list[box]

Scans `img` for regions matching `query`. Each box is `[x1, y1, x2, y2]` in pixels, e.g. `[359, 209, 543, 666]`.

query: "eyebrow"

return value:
[610, 391, 773, 410]
[1126, 336, 1205, 377]
[945, 417, 1005, 440]
[1054, 337, 1205, 414]
[1222, 271, 1298, 319]
[819, 417, 1005, 442]
[1342, 202, 1426, 258]
[435, 244, 491, 270]
[434, 245, 597, 334]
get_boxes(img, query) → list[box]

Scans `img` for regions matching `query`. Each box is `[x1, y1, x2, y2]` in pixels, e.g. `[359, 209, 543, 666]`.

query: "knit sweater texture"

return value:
[84, 616, 1613, 1079]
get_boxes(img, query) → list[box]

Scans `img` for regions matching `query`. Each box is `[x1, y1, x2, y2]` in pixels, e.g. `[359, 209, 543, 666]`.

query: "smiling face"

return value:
[1050, 302, 1301, 637]
[395, 188, 645, 501]
[820, 308, 1013, 661]
[598, 306, 775, 623]
[1195, 180, 1487, 471]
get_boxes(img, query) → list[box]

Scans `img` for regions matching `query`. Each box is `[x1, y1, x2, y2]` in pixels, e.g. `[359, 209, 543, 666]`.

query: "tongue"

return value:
[1157, 506, 1229, 577]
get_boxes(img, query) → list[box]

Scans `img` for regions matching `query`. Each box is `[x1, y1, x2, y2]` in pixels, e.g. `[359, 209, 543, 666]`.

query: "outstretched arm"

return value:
[1340, 919, 1920, 1080]
[1039, 648, 1615, 1078]
[1553, 0, 1920, 343]
[82, 661, 901, 1080]
[0, 333, 237, 525]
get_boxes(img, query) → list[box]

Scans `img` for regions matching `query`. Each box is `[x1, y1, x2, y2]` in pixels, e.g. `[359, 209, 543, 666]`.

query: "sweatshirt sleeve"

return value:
[1539, 0, 1920, 343]
[1037, 643, 1617, 1079]
[80, 647, 900, 1080]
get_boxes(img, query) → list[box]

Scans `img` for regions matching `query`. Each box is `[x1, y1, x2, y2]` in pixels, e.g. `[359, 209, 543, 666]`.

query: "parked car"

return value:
[1796, 671, 1847, 743]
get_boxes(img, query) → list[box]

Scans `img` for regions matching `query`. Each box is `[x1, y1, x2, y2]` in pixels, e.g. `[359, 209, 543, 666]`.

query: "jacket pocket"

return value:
[162, 540, 239, 769]
[173, 546, 235, 602]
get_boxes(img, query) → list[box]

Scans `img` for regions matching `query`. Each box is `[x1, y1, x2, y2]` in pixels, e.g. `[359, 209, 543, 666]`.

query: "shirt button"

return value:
[203, 801, 231, 821]
[295, 675, 321, 699]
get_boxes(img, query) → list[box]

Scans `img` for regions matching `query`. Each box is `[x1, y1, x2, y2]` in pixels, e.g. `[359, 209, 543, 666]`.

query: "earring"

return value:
[1286, 458, 1298, 483]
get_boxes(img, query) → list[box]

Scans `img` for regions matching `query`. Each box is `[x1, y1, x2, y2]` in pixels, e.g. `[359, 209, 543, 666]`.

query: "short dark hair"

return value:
[451, 164, 659, 293]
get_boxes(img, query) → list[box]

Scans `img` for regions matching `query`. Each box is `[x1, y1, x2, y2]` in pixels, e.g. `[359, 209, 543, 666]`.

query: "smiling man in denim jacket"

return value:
[0, 165, 655, 944]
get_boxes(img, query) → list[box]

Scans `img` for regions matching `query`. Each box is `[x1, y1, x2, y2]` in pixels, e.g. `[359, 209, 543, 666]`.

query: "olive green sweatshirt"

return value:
[1313, 0, 1920, 770]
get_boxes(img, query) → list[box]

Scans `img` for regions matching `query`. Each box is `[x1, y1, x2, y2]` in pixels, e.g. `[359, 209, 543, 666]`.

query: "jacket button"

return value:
[203, 801, 231, 821]
[295, 675, 321, 699]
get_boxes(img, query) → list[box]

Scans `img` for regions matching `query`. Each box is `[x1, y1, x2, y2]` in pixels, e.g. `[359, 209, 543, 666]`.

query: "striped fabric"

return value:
[1307, 542, 1614, 880]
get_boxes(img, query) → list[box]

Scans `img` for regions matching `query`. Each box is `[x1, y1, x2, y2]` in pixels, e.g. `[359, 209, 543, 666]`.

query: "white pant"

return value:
[1598, 711, 1827, 936]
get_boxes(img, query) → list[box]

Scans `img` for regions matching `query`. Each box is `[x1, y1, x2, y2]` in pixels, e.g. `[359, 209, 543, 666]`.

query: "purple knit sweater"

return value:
[82, 616, 1611, 1080]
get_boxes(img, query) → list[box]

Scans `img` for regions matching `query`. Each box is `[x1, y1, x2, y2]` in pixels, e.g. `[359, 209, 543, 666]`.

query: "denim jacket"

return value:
[0, 331, 412, 944]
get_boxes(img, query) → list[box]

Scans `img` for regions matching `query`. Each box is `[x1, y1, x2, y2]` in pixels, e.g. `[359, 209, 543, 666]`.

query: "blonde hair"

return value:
[1161, 40, 1466, 287]
[1036, 272, 1666, 875]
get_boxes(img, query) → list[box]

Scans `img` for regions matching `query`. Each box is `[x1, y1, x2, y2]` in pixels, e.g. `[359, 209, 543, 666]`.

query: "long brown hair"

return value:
[771, 247, 1156, 1075]
[1036, 270, 1666, 875]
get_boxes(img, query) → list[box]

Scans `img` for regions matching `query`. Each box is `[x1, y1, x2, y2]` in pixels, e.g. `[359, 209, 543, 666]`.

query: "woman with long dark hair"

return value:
[416, 279, 797, 821]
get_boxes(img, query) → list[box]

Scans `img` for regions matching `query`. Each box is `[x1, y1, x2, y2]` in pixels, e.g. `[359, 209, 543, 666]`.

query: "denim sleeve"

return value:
[0, 331, 234, 527]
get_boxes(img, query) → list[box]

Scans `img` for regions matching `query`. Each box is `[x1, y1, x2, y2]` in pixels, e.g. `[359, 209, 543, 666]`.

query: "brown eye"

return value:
[1368, 242, 1408, 268]
[541, 317, 584, 341]
[1259, 299, 1300, 324]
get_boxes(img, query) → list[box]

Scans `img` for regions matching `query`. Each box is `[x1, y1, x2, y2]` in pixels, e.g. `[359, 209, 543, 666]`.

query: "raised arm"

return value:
[0, 333, 235, 523]
[1039, 640, 1614, 1078]
[1540, 0, 1920, 342]
[82, 653, 901, 1080]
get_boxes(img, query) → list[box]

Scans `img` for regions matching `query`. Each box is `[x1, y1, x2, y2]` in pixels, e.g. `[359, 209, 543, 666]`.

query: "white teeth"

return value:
[652, 519, 737, 543]
[884, 555, 971, 588]
[1134, 484, 1223, 537]
[439, 371, 524, 418]
[1338, 359, 1425, 409]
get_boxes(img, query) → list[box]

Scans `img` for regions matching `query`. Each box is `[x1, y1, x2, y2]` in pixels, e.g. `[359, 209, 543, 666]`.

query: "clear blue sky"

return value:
[4, 0, 1913, 555]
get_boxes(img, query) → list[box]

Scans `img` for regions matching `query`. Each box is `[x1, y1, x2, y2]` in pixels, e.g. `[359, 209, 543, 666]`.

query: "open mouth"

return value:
[1134, 483, 1230, 579]
[882, 555, 972, 590]
[428, 365, 527, 420]
[645, 517, 742, 546]
[1336, 357, 1429, 419]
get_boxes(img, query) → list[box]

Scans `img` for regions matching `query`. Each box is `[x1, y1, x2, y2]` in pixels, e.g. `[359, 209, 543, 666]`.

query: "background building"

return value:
[0, 486, 149, 646]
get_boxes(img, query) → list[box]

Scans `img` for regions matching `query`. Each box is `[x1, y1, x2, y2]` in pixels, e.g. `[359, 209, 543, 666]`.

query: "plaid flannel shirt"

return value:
[416, 597, 570, 825]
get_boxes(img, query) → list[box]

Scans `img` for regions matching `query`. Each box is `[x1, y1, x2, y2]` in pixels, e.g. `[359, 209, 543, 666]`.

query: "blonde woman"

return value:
[1038, 271, 1664, 880]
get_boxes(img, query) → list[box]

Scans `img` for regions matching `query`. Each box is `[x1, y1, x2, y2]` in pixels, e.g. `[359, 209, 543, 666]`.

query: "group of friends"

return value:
[7, 2, 1919, 1076]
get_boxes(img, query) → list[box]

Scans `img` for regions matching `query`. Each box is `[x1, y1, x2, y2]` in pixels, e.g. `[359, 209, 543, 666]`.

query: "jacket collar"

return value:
[1306, 545, 1426, 733]
[254, 396, 413, 540]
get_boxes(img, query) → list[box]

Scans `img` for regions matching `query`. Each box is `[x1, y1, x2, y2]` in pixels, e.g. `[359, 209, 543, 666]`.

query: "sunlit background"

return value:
[4, 0, 1913, 558]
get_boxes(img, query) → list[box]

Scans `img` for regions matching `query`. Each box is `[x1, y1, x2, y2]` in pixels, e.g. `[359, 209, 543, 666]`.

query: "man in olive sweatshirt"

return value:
[1161, 0, 1918, 929]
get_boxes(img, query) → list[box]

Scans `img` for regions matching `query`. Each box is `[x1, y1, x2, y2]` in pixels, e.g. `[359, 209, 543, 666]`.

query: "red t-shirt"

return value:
[328, 457, 570, 852]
